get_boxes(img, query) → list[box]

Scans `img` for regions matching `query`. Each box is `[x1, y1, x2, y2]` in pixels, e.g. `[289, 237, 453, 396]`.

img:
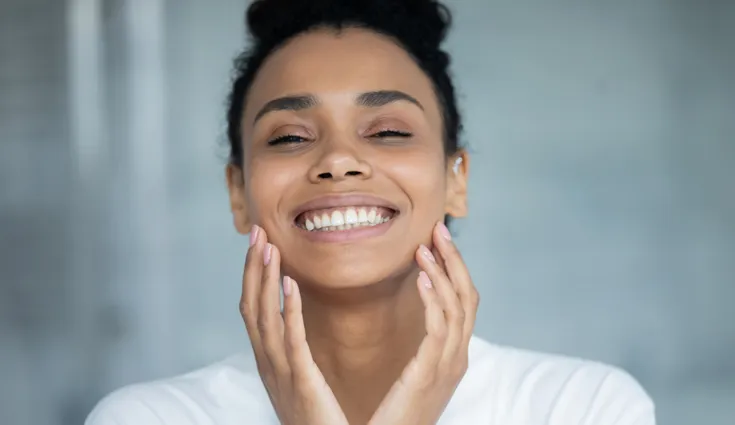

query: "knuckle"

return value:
[433, 321, 448, 340]
[429, 296, 443, 312]
[446, 312, 462, 328]
[452, 304, 466, 321]
[469, 288, 480, 306]
[256, 315, 270, 333]
[239, 300, 254, 319]
[285, 334, 299, 353]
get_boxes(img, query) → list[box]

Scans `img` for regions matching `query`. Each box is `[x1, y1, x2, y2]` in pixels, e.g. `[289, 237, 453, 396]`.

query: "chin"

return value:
[287, 251, 415, 292]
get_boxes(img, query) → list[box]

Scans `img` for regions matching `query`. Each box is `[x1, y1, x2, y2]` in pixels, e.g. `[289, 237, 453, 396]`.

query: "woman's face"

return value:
[228, 27, 468, 289]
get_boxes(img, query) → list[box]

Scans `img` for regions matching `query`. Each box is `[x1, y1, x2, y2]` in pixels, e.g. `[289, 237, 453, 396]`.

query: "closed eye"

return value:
[267, 134, 307, 145]
[371, 130, 412, 138]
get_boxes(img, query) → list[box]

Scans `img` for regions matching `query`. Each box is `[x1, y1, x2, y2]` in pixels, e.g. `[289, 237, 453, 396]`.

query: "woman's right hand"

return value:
[240, 225, 349, 425]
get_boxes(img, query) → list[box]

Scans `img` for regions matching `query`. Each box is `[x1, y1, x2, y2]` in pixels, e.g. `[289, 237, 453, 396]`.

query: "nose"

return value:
[308, 145, 373, 183]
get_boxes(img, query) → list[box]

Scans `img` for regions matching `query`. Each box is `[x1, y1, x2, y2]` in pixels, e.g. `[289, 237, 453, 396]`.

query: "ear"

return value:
[226, 164, 252, 235]
[444, 151, 469, 218]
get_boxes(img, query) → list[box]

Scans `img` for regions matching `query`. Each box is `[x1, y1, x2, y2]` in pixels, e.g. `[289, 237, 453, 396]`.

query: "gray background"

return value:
[1, 0, 733, 424]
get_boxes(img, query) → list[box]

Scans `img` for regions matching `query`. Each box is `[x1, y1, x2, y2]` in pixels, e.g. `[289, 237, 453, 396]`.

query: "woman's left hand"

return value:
[369, 221, 480, 425]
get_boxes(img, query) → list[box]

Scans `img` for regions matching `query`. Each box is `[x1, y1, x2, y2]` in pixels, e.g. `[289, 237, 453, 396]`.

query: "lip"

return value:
[291, 193, 400, 220]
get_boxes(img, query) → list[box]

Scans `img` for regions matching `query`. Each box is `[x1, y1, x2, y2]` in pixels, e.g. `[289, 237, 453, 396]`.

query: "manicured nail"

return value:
[437, 222, 451, 240]
[283, 276, 292, 296]
[263, 243, 272, 265]
[418, 271, 433, 288]
[420, 245, 436, 262]
[249, 225, 259, 247]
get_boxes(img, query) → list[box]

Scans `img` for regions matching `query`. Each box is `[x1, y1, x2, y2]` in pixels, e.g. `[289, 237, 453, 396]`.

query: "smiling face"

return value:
[227, 27, 468, 290]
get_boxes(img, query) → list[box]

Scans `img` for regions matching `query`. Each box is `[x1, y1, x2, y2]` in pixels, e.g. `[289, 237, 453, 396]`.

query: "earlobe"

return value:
[445, 151, 469, 218]
[225, 164, 252, 234]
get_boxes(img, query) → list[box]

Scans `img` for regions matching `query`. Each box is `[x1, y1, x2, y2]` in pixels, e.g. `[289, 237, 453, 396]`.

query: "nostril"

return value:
[345, 171, 362, 176]
[318, 172, 333, 179]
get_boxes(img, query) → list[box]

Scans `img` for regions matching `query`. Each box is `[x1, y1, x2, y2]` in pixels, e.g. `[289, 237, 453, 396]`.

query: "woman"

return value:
[87, 0, 655, 424]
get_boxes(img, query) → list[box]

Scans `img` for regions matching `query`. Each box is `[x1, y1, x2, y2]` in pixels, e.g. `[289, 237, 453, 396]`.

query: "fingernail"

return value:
[418, 271, 433, 288]
[421, 245, 436, 262]
[249, 225, 259, 247]
[263, 243, 272, 265]
[437, 222, 451, 240]
[283, 276, 292, 296]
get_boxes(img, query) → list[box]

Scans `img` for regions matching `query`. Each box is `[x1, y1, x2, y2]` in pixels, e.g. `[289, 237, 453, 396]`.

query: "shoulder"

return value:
[85, 353, 276, 425]
[450, 336, 655, 425]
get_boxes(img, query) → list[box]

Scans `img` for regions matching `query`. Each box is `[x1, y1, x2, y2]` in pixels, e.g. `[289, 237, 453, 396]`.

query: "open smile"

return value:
[292, 194, 400, 241]
[295, 206, 397, 231]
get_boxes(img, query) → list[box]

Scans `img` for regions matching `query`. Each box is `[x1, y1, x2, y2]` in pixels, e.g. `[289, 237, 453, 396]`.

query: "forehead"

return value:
[244, 27, 441, 122]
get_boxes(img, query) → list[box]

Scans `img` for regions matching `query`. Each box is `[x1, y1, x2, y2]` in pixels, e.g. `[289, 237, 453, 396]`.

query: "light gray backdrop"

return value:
[1, 0, 733, 424]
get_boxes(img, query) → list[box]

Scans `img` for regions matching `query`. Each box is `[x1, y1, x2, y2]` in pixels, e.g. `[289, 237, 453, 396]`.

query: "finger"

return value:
[416, 245, 464, 359]
[258, 243, 290, 374]
[283, 277, 318, 380]
[413, 271, 446, 371]
[432, 222, 479, 343]
[416, 245, 461, 314]
[432, 246, 447, 276]
[240, 225, 265, 352]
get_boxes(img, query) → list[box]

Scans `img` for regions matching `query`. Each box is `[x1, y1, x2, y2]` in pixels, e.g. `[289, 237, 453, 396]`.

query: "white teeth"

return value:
[344, 208, 358, 225]
[301, 206, 394, 232]
[331, 210, 345, 226]
[358, 209, 368, 223]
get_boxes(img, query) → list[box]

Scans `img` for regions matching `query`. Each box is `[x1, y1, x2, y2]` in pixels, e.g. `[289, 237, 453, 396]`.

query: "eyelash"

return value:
[267, 130, 412, 146]
[267, 135, 306, 145]
[372, 129, 412, 138]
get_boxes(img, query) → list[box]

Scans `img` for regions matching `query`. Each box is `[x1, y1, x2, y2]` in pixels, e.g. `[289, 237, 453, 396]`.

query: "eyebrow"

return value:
[253, 95, 317, 123]
[356, 90, 423, 110]
[253, 90, 423, 123]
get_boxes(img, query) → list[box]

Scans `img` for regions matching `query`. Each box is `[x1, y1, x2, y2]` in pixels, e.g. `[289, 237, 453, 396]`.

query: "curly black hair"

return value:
[225, 0, 463, 167]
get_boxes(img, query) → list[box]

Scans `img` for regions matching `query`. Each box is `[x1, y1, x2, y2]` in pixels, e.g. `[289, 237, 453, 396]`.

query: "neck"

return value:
[300, 270, 425, 424]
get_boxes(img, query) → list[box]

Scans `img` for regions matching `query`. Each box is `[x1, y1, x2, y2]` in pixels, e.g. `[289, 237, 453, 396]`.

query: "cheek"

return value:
[385, 150, 447, 215]
[245, 159, 297, 224]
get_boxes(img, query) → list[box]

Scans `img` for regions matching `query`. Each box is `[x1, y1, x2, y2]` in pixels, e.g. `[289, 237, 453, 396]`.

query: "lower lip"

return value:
[295, 218, 395, 243]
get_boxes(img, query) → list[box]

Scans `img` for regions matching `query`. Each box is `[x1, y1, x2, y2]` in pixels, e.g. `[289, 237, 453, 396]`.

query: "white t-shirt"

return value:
[86, 336, 655, 425]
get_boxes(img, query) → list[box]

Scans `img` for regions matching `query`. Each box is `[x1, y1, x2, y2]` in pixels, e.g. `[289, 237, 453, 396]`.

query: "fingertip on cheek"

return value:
[282, 276, 292, 296]
[436, 221, 451, 241]
[418, 271, 433, 289]
[263, 243, 273, 265]
[249, 225, 260, 246]
[419, 244, 436, 263]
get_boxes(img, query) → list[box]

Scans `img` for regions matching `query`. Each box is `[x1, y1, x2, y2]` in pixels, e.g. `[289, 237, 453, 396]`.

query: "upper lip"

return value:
[292, 193, 400, 219]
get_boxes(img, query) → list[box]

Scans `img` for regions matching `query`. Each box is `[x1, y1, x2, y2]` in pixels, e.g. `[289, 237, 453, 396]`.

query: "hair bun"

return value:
[245, 0, 452, 50]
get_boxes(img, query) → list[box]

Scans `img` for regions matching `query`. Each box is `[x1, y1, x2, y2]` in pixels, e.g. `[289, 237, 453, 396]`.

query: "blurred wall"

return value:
[0, 0, 733, 424]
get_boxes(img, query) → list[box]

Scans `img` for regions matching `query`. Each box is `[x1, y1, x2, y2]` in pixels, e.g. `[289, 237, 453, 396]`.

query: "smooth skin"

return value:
[227, 27, 476, 424]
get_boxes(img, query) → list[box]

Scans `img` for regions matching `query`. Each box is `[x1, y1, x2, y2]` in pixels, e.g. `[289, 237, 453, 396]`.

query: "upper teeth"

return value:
[302, 207, 392, 231]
